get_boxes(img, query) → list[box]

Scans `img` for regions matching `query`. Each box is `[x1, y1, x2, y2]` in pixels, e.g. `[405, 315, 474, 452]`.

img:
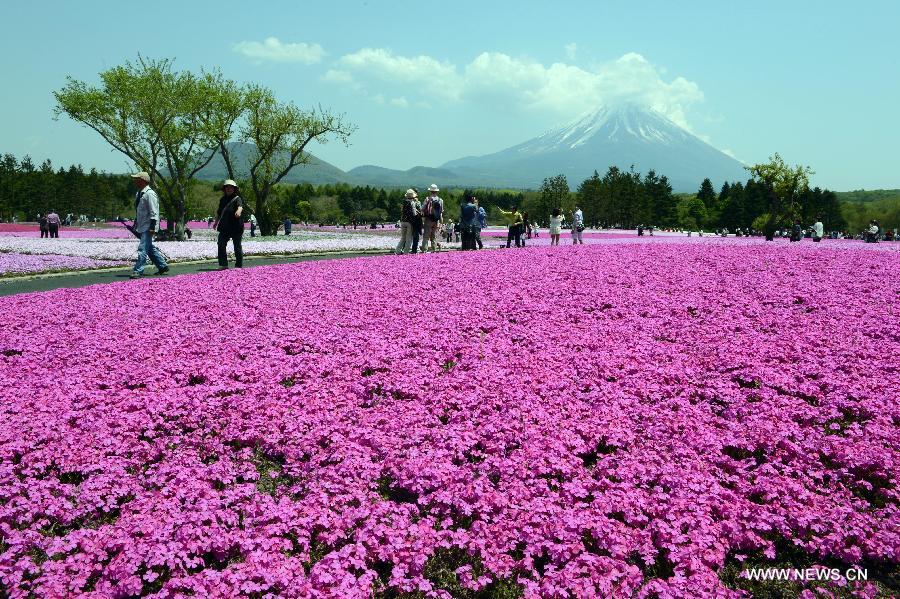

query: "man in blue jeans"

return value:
[129, 171, 169, 279]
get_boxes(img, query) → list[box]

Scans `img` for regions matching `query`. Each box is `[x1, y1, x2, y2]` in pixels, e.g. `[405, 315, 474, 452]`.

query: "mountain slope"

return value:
[441, 104, 748, 191]
[194, 142, 349, 185]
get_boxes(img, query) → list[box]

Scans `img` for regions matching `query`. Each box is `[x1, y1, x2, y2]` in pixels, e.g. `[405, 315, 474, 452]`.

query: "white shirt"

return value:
[573, 209, 583, 226]
[813, 221, 824, 238]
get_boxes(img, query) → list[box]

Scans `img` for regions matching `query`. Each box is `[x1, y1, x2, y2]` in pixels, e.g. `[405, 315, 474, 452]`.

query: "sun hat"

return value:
[428, 184, 439, 192]
[405, 189, 417, 198]
[223, 179, 238, 188]
[130, 171, 151, 183]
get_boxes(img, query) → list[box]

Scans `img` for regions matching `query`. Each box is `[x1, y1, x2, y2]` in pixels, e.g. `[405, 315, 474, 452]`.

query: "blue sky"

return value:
[2, 0, 898, 190]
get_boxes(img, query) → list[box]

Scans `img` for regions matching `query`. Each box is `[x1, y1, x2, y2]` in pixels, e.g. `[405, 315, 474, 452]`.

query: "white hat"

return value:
[428, 184, 440, 192]
[223, 179, 238, 188]
[404, 189, 417, 199]
[130, 171, 151, 183]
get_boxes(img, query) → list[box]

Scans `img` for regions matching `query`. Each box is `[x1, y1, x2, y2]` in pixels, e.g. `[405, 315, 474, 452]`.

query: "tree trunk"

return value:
[256, 194, 277, 236]
[172, 187, 188, 241]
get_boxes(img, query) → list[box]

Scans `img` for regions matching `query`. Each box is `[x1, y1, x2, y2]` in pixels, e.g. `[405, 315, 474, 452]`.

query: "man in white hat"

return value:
[130, 171, 169, 278]
[420, 183, 444, 252]
[396, 189, 418, 254]
[213, 179, 244, 269]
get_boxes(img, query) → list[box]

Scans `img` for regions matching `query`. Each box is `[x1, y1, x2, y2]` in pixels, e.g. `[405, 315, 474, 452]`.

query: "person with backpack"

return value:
[213, 179, 244, 269]
[396, 189, 418, 254]
[420, 183, 444, 252]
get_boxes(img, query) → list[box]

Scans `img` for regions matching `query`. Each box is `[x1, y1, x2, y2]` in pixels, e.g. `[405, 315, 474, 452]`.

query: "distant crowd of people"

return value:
[393, 185, 586, 254]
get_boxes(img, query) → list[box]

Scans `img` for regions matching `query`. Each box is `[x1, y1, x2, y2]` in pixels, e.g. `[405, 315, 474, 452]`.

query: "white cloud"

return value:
[233, 37, 325, 64]
[324, 48, 704, 128]
[334, 48, 462, 101]
[565, 43, 578, 60]
[390, 97, 409, 108]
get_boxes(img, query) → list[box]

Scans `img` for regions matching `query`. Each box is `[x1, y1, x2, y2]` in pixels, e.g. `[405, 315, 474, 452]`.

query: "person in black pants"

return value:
[38, 214, 49, 238]
[409, 191, 423, 253]
[213, 179, 244, 269]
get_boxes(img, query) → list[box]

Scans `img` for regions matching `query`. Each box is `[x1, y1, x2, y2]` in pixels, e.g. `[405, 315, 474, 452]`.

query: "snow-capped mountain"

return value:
[441, 104, 747, 191]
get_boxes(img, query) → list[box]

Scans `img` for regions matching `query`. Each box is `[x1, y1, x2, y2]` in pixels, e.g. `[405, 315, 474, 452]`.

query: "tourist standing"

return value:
[283, 217, 292, 235]
[409, 190, 423, 253]
[571, 205, 584, 245]
[498, 206, 524, 248]
[549, 207, 563, 246]
[812, 216, 824, 243]
[474, 198, 486, 249]
[46, 210, 61, 238]
[37, 213, 48, 238]
[396, 189, 417, 254]
[865, 220, 880, 243]
[420, 184, 444, 253]
[460, 196, 478, 250]
[213, 179, 244, 269]
[249, 213, 258, 237]
[129, 171, 169, 278]
[789, 219, 803, 242]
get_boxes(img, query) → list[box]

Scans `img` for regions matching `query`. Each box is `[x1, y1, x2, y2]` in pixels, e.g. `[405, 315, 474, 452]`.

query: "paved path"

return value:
[0, 251, 392, 297]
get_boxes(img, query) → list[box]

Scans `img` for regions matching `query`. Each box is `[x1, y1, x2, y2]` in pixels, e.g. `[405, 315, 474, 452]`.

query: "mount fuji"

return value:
[440, 104, 748, 192]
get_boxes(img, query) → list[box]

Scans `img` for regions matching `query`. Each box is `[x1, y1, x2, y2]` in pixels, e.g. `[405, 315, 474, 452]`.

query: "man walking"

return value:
[46, 210, 61, 238]
[420, 183, 444, 252]
[129, 171, 169, 278]
[213, 179, 244, 269]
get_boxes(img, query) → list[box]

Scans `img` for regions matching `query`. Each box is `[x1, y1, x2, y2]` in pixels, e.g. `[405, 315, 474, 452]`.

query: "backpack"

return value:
[402, 199, 415, 222]
[422, 197, 434, 218]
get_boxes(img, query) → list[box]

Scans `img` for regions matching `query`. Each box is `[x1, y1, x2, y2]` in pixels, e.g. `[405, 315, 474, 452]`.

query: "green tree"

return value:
[538, 174, 570, 225]
[220, 85, 355, 235]
[746, 153, 813, 241]
[54, 57, 237, 239]
[676, 196, 708, 231]
[697, 178, 717, 214]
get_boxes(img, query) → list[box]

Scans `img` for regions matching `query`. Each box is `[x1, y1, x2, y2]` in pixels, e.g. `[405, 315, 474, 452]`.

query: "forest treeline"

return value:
[2, 152, 894, 232]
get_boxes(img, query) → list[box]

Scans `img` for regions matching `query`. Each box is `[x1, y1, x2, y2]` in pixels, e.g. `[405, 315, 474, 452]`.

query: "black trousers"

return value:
[410, 222, 422, 253]
[218, 229, 243, 267]
[49, 224, 59, 238]
[506, 225, 522, 248]
[40, 228, 48, 238]
[474, 227, 483, 249]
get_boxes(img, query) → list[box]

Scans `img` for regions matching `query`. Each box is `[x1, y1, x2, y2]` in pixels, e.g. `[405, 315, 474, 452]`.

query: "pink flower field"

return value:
[0, 240, 897, 598]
